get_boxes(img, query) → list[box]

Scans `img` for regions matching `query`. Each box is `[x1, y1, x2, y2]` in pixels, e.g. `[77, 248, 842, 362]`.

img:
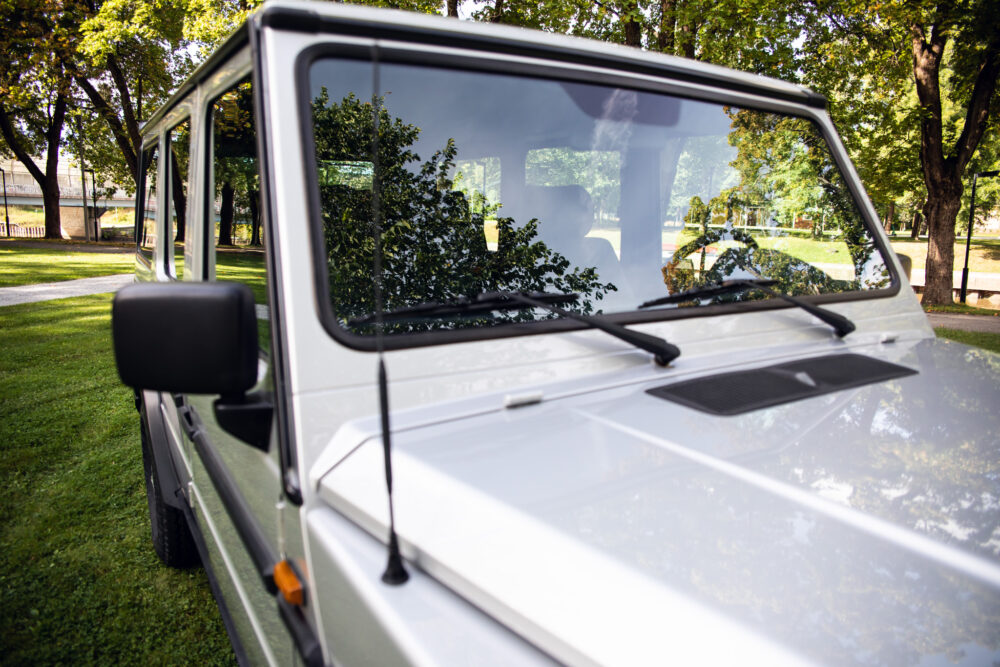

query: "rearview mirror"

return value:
[112, 282, 259, 396]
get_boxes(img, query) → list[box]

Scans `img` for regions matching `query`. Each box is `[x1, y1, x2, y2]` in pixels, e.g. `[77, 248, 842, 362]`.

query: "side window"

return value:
[137, 143, 159, 258]
[209, 77, 267, 351]
[167, 119, 191, 279]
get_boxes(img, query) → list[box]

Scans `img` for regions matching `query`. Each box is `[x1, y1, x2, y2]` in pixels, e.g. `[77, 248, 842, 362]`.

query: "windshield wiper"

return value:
[349, 291, 580, 324]
[350, 291, 680, 366]
[638, 279, 855, 338]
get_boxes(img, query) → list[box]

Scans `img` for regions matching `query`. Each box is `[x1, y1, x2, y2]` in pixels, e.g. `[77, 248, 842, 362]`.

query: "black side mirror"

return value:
[113, 282, 272, 452]
[112, 282, 259, 395]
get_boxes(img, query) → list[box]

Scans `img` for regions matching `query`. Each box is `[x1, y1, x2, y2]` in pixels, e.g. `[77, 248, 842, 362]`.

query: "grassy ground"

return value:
[0, 295, 235, 665]
[3, 205, 46, 228]
[889, 237, 1000, 273]
[923, 302, 1000, 316]
[0, 241, 996, 665]
[0, 243, 135, 287]
[933, 328, 1000, 354]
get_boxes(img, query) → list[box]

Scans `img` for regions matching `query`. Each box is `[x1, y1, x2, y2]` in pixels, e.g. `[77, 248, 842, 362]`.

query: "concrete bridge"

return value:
[1, 160, 138, 240]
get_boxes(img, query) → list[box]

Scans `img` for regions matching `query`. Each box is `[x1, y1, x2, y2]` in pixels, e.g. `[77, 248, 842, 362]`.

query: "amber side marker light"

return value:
[274, 560, 304, 606]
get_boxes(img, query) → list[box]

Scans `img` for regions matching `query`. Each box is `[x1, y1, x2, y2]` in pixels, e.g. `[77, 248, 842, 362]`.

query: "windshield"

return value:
[307, 58, 891, 338]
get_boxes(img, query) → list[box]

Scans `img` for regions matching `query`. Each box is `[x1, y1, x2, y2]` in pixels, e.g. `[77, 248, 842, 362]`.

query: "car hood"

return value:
[318, 338, 1000, 665]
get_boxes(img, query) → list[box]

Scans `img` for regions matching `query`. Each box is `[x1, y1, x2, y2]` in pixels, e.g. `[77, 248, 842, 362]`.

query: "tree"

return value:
[801, 0, 1000, 304]
[474, 0, 800, 80]
[0, 0, 81, 239]
[910, 2, 1000, 303]
[311, 90, 615, 332]
[72, 0, 192, 193]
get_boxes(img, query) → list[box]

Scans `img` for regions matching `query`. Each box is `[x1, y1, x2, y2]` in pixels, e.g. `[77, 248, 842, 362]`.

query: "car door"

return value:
[178, 64, 296, 666]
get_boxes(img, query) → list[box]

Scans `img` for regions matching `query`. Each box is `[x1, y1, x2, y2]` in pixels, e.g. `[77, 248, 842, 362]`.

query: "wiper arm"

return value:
[348, 291, 580, 325]
[350, 291, 680, 366]
[507, 292, 679, 366]
[639, 279, 779, 308]
[639, 279, 855, 338]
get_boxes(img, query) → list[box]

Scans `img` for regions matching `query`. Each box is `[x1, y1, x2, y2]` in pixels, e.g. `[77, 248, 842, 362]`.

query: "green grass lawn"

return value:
[215, 248, 267, 302]
[0, 295, 235, 665]
[934, 328, 1000, 354]
[0, 244, 135, 287]
[923, 302, 1000, 316]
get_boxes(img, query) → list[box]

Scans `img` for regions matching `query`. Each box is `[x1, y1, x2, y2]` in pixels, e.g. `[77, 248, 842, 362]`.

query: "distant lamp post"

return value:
[1, 167, 9, 238]
[961, 169, 1000, 303]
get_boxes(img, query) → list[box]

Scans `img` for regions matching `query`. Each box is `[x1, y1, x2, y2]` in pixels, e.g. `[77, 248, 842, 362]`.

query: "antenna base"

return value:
[381, 549, 409, 586]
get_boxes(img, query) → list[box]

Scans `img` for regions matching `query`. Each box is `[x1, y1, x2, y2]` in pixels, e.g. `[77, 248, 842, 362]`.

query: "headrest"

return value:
[523, 185, 594, 243]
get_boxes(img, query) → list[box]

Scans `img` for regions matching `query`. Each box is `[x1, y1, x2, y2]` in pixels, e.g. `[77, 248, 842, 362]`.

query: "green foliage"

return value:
[311, 90, 615, 333]
[343, 0, 442, 13]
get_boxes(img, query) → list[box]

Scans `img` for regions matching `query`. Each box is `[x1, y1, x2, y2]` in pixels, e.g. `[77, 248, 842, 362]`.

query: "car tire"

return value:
[140, 416, 199, 568]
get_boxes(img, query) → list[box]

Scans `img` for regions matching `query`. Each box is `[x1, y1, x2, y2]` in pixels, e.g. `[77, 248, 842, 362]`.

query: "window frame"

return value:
[205, 75, 269, 354]
[166, 116, 193, 280]
[296, 42, 900, 354]
[135, 137, 162, 266]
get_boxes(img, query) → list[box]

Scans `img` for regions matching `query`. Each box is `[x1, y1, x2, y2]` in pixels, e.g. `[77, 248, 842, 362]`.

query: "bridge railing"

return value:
[3, 223, 45, 238]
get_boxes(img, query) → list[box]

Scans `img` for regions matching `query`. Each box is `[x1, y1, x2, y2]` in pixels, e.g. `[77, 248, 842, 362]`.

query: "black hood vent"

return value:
[647, 353, 916, 416]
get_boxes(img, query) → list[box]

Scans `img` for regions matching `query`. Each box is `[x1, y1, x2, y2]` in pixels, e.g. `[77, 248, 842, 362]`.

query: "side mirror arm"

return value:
[214, 391, 274, 452]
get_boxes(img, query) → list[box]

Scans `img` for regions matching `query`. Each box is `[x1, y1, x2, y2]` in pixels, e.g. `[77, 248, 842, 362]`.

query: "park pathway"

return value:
[0, 274, 134, 306]
[926, 312, 1000, 334]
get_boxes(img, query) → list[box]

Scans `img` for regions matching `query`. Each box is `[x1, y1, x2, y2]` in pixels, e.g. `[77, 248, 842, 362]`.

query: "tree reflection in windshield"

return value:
[662, 110, 890, 301]
[311, 89, 616, 334]
[309, 60, 893, 329]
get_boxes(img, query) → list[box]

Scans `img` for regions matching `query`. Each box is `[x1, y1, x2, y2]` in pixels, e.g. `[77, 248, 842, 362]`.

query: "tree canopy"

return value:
[1, 0, 995, 303]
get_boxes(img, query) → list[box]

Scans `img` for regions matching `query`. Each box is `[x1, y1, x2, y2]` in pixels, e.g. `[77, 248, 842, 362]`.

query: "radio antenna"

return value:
[371, 45, 408, 586]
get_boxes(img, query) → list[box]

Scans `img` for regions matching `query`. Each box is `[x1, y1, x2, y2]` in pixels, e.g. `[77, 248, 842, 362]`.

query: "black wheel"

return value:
[140, 415, 199, 568]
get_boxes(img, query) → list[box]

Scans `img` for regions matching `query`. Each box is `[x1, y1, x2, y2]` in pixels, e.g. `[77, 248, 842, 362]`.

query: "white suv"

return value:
[112, 3, 1000, 665]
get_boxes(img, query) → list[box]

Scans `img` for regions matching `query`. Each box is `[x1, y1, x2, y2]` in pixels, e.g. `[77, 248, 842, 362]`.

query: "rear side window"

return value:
[137, 143, 159, 259]
[208, 77, 267, 351]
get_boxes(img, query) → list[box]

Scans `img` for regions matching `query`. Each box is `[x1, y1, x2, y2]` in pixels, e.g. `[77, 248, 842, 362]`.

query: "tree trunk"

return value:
[76, 75, 138, 184]
[41, 179, 62, 240]
[249, 189, 261, 246]
[679, 21, 697, 58]
[910, 21, 1000, 305]
[490, 0, 505, 22]
[0, 95, 66, 239]
[219, 182, 235, 246]
[625, 19, 642, 47]
[884, 201, 895, 234]
[447, 0, 458, 17]
[75, 52, 143, 187]
[170, 149, 186, 242]
[657, 0, 676, 53]
[921, 185, 962, 304]
[42, 94, 67, 239]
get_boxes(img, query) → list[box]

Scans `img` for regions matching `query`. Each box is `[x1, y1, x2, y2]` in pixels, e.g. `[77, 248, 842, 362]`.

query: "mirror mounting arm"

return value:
[214, 391, 274, 452]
